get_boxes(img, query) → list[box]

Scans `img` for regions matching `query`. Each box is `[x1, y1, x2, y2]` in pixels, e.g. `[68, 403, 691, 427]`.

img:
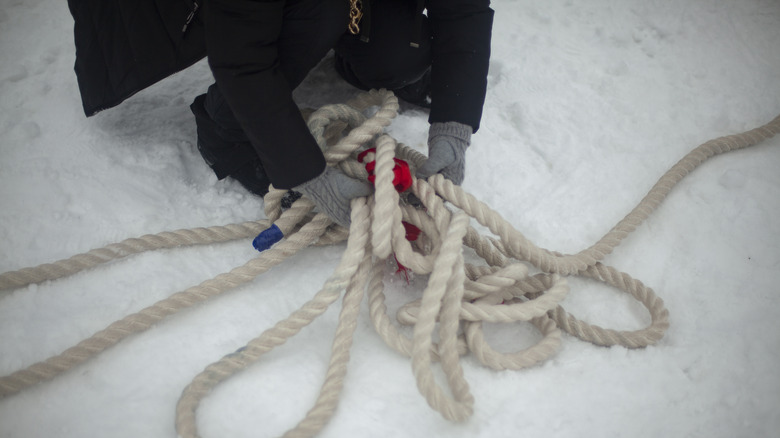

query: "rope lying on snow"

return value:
[1, 89, 778, 437]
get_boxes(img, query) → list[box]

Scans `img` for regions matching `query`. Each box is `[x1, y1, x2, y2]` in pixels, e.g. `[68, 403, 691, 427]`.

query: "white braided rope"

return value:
[1, 90, 778, 438]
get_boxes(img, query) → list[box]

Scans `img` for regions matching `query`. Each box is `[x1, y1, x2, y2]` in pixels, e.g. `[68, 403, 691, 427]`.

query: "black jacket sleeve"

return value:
[204, 0, 326, 189]
[427, 0, 494, 132]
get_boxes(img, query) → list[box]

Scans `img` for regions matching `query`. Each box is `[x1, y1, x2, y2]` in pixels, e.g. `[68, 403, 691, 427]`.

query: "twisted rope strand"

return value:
[411, 212, 474, 421]
[0, 220, 270, 292]
[175, 201, 370, 438]
[0, 212, 326, 398]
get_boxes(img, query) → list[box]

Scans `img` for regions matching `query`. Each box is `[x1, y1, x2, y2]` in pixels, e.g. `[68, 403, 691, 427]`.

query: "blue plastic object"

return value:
[253, 224, 284, 252]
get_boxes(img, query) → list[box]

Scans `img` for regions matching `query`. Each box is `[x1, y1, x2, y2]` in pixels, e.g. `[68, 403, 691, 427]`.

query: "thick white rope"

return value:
[1, 89, 778, 438]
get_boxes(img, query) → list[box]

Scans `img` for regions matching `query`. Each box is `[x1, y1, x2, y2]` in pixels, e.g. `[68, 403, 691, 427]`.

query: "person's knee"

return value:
[336, 32, 431, 90]
[368, 48, 429, 89]
[204, 84, 248, 143]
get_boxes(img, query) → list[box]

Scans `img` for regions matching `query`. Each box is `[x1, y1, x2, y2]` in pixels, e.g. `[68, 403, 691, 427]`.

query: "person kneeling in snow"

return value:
[67, 0, 493, 227]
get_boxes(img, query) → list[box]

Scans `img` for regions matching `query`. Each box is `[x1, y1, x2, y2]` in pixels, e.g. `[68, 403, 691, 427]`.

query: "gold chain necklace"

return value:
[349, 0, 363, 34]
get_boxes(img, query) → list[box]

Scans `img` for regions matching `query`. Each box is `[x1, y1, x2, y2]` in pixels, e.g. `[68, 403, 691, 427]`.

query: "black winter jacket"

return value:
[68, 0, 206, 117]
[68, 0, 493, 189]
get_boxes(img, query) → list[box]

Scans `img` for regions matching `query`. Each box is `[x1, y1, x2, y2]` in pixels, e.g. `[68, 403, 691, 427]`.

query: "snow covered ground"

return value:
[1, 0, 779, 437]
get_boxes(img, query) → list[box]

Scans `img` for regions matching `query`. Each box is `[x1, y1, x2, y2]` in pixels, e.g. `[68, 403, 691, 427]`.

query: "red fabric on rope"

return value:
[358, 148, 413, 193]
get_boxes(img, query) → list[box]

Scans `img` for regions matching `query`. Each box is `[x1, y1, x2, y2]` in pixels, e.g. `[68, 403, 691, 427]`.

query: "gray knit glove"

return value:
[416, 121, 472, 185]
[295, 166, 373, 227]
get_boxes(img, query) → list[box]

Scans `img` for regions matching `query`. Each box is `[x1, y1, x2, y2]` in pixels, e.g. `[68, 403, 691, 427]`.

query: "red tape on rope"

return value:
[358, 148, 420, 280]
[358, 148, 413, 193]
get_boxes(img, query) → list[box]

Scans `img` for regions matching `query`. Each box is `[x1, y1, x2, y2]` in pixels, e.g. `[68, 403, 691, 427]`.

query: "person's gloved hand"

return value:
[295, 166, 373, 227]
[416, 121, 472, 185]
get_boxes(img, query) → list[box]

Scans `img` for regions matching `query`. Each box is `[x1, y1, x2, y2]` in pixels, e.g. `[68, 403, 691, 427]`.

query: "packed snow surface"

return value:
[1, 1, 779, 437]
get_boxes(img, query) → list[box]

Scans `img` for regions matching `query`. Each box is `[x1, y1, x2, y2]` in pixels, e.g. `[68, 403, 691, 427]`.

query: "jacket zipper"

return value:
[182, 0, 200, 34]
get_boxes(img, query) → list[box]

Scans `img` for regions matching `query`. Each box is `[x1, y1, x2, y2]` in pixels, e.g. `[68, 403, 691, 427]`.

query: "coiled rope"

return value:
[1, 89, 778, 438]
